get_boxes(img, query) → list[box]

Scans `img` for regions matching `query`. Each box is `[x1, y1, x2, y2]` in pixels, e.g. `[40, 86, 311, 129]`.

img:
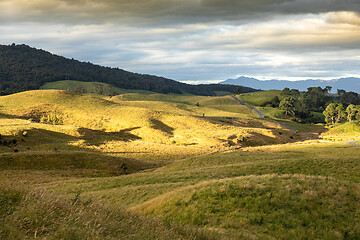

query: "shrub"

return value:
[40, 112, 63, 125]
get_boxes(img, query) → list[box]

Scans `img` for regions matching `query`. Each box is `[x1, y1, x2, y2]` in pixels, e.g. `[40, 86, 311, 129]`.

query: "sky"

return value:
[1, 0, 360, 83]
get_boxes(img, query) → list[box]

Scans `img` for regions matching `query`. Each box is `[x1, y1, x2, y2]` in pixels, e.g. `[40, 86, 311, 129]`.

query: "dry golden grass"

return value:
[0, 90, 302, 163]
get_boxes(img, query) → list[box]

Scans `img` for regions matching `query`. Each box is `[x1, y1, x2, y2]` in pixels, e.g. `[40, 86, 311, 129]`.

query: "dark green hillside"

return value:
[0, 44, 254, 95]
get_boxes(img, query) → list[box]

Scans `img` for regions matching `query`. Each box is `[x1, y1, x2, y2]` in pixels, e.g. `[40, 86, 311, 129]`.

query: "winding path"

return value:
[231, 96, 297, 132]
[278, 122, 297, 132]
[231, 96, 264, 118]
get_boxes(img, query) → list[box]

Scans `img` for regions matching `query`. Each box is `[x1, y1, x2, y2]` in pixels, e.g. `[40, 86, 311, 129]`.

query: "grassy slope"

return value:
[324, 121, 360, 136]
[2, 90, 357, 239]
[237, 90, 286, 120]
[0, 183, 211, 240]
[0, 90, 299, 155]
[237, 90, 281, 106]
[41, 80, 155, 95]
[44, 143, 360, 239]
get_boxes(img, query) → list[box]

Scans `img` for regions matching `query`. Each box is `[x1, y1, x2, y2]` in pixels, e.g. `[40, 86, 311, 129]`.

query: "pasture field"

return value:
[237, 90, 281, 106]
[1, 89, 358, 239]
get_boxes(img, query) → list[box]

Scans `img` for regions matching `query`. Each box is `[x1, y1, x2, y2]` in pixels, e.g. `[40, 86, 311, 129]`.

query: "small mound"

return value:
[135, 174, 360, 239]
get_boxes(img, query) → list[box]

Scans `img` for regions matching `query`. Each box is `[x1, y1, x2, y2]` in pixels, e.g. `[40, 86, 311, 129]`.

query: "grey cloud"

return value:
[1, 1, 360, 82]
[1, 0, 360, 25]
[200, 0, 294, 11]
[274, 0, 360, 14]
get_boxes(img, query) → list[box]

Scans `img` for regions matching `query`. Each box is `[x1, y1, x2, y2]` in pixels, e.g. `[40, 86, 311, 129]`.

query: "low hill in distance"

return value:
[221, 76, 360, 93]
[40, 80, 235, 96]
[40, 80, 156, 95]
[0, 44, 255, 96]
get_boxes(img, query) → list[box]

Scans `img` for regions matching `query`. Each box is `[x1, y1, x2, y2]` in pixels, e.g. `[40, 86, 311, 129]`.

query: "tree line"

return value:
[261, 86, 360, 124]
[323, 103, 360, 126]
[0, 44, 254, 96]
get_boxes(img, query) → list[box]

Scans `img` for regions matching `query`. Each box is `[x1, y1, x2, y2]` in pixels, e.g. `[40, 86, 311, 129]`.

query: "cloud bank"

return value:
[1, 0, 360, 82]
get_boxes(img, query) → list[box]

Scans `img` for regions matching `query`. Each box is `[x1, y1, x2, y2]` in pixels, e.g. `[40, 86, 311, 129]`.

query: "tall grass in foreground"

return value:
[41, 143, 360, 239]
[0, 184, 217, 240]
[136, 174, 359, 239]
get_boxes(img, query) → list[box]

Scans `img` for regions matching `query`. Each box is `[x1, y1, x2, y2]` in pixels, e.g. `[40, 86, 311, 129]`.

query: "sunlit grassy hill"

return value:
[2, 44, 358, 239]
[0, 89, 306, 169]
[319, 121, 360, 143]
[324, 121, 360, 136]
[1, 89, 359, 239]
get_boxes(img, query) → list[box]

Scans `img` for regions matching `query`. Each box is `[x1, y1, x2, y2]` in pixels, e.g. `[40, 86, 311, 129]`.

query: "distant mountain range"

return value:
[221, 76, 360, 93]
[0, 44, 255, 96]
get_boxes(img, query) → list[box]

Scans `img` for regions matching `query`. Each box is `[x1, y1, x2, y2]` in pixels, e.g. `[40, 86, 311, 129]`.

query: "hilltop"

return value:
[0, 44, 254, 96]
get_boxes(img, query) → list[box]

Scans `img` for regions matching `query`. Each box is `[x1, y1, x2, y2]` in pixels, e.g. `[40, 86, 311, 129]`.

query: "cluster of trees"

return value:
[323, 103, 360, 126]
[262, 86, 360, 123]
[261, 87, 333, 122]
[0, 44, 255, 96]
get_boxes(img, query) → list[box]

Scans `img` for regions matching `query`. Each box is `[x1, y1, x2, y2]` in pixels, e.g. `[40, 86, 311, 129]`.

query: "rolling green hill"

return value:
[237, 90, 282, 106]
[1, 89, 358, 239]
[0, 90, 299, 161]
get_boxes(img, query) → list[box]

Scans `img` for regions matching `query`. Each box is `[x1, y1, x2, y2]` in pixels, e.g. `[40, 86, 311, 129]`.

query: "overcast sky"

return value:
[1, 0, 360, 83]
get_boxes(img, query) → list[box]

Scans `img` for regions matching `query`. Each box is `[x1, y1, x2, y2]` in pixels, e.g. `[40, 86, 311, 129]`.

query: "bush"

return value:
[40, 112, 63, 125]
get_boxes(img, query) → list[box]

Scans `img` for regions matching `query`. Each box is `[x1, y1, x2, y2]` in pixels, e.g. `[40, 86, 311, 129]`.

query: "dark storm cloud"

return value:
[1, 0, 359, 25]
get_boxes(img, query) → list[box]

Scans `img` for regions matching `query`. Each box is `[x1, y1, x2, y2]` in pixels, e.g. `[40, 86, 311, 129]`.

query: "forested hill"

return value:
[0, 44, 254, 96]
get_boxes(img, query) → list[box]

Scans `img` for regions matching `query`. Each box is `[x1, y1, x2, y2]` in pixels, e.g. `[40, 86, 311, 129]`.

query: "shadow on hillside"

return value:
[0, 111, 19, 119]
[0, 125, 155, 176]
[205, 116, 271, 130]
[0, 118, 142, 150]
[77, 127, 142, 146]
[149, 119, 174, 136]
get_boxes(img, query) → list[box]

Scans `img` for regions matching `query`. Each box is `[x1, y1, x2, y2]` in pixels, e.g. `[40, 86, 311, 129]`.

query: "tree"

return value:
[260, 95, 280, 108]
[346, 104, 357, 122]
[74, 86, 86, 93]
[324, 86, 332, 94]
[279, 97, 296, 116]
[335, 104, 346, 125]
[95, 84, 104, 95]
[290, 89, 300, 97]
[303, 87, 331, 111]
[323, 103, 337, 125]
[281, 88, 291, 96]
[340, 91, 359, 105]
[270, 96, 280, 108]
[356, 105, 360, 121]
[235, 86, 243, 95]
[323, 103, 346, 126]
